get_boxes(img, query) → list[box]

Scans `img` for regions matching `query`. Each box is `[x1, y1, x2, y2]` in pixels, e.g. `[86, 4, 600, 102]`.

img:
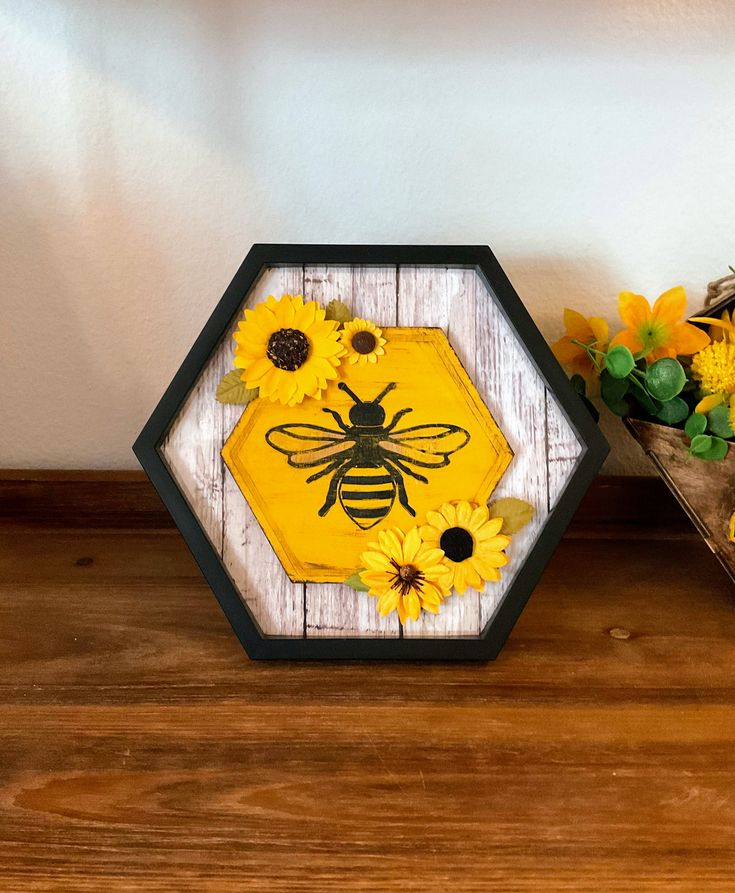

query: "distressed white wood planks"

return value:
[163, 265, 306, 636]
[302, 265, 400, 638]
[161, 263, 582, 640]
[473, 271, 553, 632]
[546, 393, 583, 509]
[398, 267, 483, 637]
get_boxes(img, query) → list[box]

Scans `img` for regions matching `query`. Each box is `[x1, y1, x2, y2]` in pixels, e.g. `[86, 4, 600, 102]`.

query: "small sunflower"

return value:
[233, 294, 344, 406]
[420, 501, 511, 594]
[359, 527, 452, 623]
[341, 318, 386, 365]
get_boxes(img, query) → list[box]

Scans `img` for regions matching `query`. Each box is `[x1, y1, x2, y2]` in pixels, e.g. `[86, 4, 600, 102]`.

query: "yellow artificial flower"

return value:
[233, 294, 344, 406]
[340, 318, 387, 365]
[730, 511, 735, 544]
[691, 309, 735, 345]
[552, 309, 608, 383]
[690, 341, 735, 414]
[359, 527, 452, 624]
[419, 501, 511, 594]
[610, 286, 710, 362]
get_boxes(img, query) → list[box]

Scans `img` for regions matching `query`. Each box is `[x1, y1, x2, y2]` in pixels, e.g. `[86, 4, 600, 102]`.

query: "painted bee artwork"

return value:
[265, 382, 470, 530]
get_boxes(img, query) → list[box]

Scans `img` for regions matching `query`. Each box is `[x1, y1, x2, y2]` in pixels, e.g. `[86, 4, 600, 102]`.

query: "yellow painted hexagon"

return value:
[222, 328, 513, 582]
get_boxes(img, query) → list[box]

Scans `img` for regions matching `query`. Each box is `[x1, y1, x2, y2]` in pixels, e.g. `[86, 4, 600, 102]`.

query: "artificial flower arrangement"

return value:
[552, 284, 735, 463]
[215, 292, 534, 624]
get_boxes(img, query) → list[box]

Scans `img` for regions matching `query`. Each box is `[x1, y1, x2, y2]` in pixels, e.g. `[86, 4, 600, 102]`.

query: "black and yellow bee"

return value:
[264, 382, 470, 530]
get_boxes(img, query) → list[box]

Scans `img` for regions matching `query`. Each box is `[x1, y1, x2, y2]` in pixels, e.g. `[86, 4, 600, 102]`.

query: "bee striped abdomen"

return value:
[338, 468, 396, 530]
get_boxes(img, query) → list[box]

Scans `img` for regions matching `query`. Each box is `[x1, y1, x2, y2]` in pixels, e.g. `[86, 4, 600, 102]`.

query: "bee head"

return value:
[339, 382, 395, 427]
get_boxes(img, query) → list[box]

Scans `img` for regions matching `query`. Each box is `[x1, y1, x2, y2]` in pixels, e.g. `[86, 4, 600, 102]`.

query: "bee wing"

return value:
[381, 424, 470, 468]
[265, 424, 354, 468]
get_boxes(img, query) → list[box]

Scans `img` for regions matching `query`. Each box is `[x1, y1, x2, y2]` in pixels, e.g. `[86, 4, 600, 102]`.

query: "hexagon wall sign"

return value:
[134, 245, 608, 660]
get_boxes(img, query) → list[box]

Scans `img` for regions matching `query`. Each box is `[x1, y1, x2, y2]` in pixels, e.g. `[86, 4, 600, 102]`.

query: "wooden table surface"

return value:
[2, 488, 735, 891]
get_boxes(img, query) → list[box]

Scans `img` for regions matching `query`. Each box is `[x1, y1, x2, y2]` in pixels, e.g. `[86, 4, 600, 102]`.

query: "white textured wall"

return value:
[2, 0, 734, 472]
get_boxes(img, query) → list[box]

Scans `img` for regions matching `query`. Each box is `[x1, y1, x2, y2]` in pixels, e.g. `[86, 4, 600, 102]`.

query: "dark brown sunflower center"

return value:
[352, 330, 377, 354]
[266, 328, 309, 371]
[389, 560, 424, 596]
[440, 527, 474, 562]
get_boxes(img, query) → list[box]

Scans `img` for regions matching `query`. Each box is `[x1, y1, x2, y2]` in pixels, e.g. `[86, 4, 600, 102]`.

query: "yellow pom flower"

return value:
[340, 318, 386, 365]
[233, 294, 344, 406]
[419, 501, 511, 594]
[359, 527, 452, 624]
[690, 341, 735, 416]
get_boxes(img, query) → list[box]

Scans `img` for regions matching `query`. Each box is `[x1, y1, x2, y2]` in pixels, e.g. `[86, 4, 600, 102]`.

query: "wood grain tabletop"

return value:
[1, 483, 734, 891]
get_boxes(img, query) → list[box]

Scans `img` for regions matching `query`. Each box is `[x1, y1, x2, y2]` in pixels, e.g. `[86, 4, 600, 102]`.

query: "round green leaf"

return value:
[645, 358, 686, 401]
[689, 434, 713, 456]
[693, 436, 729, 461]
[684, 413, 707, 439]
[600, 371, 629, 402]
[605, 345, 635, 379]
[708, 404, 735, 439]
[570, 374, 587, 396]
[655, 397, 689, 425]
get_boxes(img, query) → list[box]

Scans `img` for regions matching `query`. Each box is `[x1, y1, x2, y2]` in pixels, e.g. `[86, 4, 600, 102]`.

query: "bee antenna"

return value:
[373, 382, 396, 403]
[338, 382, 362, 404]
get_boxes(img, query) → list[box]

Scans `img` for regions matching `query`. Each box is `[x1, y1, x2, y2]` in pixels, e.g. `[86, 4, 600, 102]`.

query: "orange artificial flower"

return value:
[609, 286, 709, 362]
[552, 309, 608, 383]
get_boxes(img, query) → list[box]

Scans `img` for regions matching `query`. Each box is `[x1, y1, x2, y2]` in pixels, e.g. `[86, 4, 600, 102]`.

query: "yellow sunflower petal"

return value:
[469, 504, 489, 530]
[402, 527, 421, 563]
[455, 501, 472, 526]
[439, 503, 457, 526]
[475, 517, 504, 540]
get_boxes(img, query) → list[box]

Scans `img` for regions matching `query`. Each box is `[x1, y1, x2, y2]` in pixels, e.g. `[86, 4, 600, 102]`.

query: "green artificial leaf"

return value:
[628, 377, 660, 416]
[605, 345, 635, 379]
[708, 404, 735, 439]
[689, 434, 713, 456]
[570, 374, 587, 395]
[215, 370, 258, 405]
[344, 570, 369, 592]
[600, 371, 630, 416]
[600, 371, 629, 402]
[692, 435, 729, 461]
[325, 299, 352, 326]
[655, 397, 689, 425]
[684, 413, 707, 440]
[645, 358, 686, 402]
[487, 497, 535, 535]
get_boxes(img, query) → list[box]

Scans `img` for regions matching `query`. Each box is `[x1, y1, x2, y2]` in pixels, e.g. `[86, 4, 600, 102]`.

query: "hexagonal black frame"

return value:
[134, 244, 608, 660]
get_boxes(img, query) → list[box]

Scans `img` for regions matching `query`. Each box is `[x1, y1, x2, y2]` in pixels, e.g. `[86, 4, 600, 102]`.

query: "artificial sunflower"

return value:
[359, 526, 452, 623]
[730, 511, 735, 545]
[419, 501, 511, 594]
[340, 318, 387, 365]
[609, 286, 709, 362]
[552, 309, 608, 384]
[233, 294, 344, 406]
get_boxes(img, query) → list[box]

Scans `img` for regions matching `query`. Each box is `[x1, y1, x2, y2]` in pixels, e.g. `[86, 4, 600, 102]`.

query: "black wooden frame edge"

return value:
[133, 243, 609, 661]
